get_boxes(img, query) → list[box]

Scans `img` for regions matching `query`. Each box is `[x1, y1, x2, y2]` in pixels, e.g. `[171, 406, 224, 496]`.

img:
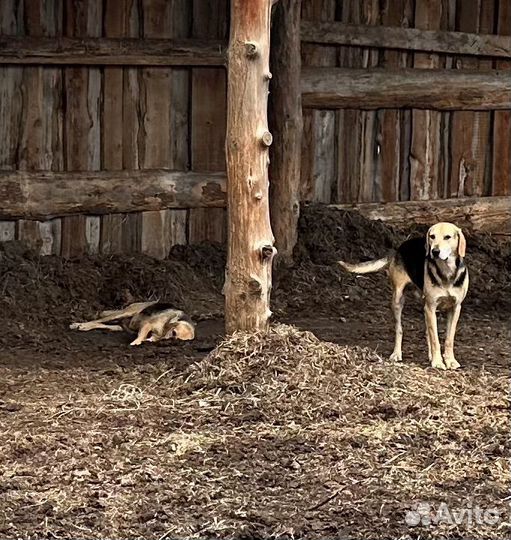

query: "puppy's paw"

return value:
[389, 351, 402, 362]
[69, 322, 81, 330]
[431, 356, 447, 370]
[444, 356, 460, 370]
[130, 339, 143, 346]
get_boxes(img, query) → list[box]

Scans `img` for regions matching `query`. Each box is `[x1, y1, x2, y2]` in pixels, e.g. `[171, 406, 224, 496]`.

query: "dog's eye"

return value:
[444, 235, 451, 240]
[430, 234, 436, 240]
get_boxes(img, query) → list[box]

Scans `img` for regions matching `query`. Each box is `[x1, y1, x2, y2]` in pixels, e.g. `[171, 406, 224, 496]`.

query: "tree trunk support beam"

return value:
[224, 0, 277, 333]
[269, 0, 303, 265]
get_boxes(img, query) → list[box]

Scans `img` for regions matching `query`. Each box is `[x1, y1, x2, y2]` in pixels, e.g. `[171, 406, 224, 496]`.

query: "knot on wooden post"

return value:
[261, 244, 276, 262]
[248, 277, 263, 296]
[260, 130, 273, 147]
[244, 41, 259, 58]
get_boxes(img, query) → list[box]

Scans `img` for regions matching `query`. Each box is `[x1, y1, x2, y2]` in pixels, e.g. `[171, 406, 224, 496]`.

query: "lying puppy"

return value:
[339, 222, 468, 370]
[70, 301, 195, 346]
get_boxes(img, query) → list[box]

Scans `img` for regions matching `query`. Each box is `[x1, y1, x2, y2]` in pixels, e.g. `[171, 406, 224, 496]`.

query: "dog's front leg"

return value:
[70, 321, 124, 332]
[424, 302, 445, 369]
[130, 322, 153, 346]
[444, 303, 462, 370]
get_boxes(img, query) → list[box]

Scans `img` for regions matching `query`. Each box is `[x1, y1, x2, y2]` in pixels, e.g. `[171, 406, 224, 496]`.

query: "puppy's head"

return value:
[161, 319, 196, 341]
[426, 222, 466, 260]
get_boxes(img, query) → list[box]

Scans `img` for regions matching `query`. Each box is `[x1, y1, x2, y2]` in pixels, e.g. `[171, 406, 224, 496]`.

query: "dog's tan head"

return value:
[161, 320, 196, 341]
[426, 222, 466, 260]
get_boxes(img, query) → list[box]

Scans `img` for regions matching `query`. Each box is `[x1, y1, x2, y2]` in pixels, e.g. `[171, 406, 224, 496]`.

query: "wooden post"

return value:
[269, 0, 302, 265]
[225, 0, 277, 333]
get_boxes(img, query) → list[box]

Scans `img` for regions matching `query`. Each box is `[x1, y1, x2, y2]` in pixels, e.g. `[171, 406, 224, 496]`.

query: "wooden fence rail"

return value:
[301, 21, 511, 58]
[0, 170, 227, 219]
[0, 36, 226, 66]
[328, 196, 511, 234]
[301, 68, 511, 110]
[1, 167, 508, 235]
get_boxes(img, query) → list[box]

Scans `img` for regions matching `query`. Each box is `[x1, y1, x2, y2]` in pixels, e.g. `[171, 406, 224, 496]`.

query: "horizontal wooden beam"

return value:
[328, 196, 511, 234]
[2, 169, 507, 235]
[0, 36, 226, 66]
[301, 68, 511, 110]
[301, 21, 511, 58]
[0, 170, 227, 219]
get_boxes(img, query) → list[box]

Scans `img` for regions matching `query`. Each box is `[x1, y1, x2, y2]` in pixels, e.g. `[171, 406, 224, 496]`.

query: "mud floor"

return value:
[0, 207, 509, 539]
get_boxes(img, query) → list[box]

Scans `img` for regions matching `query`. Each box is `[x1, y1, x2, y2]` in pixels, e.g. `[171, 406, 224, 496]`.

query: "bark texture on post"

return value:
[225, 0, 276, 333]
[269, 0, 303, 265]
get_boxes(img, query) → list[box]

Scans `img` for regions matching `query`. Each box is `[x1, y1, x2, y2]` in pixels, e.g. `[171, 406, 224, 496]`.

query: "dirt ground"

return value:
[0, 207, 509, 539]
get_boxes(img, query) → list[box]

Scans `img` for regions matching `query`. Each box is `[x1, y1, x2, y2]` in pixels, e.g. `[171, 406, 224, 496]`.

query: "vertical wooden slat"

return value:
[15, 1, 64, 254]
[168, 209, 188, 246]
[336, 0, 380, 204]
[0, 222, 16, 242]
[449, 0, 494, 197]
[409, 0, 443, 201]
[377, 0, 413, 202]
[301, 0, 336, 204]
[493, 0, 511, 196]
[120, 0, 142, 253]
[189, 0, 228, 244]
[0, 0, 23, 243]
[61, 0, 101, 257]
[439, 0, 457, 199]
[137, 0, 190, 258]
[269, 0, 303, 265]
[479, 0, 497, 197]
[357, 0, 381, 203]
[188, 208, 226, 245]
[336, 0, 357, 204]
[139, 0, 172, 259]
[100, 0, 126, 254]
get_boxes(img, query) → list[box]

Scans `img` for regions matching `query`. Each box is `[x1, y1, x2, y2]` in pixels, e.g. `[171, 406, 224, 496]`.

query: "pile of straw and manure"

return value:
[1, 324, 508, 538]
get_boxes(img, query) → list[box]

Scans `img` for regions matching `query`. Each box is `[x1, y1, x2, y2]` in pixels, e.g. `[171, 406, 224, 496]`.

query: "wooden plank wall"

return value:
[301, 0, 511, 205]
[0, 0, 509, 256]
[0, 0, 228, 257]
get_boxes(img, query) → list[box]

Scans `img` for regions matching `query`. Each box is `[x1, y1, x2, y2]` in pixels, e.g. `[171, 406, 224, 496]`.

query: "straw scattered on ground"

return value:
[1, 324, 508, 539]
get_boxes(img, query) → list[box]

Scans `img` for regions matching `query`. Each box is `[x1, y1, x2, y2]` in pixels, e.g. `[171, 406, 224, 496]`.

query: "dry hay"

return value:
[2, 324, 508, 539]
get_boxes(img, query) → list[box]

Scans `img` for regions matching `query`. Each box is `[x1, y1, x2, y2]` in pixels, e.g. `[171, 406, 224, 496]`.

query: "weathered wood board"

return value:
[493, 0, 511, 196]
[189, 0, 228, 244]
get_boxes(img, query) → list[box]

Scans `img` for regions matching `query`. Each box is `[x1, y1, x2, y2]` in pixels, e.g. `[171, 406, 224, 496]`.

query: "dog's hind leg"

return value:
[70, 302, 157, 332]
[98, 309, 121, 317]
[389, 284, 406, 361]
[443, 303, 462, 370]
[389, 264, 410, 362]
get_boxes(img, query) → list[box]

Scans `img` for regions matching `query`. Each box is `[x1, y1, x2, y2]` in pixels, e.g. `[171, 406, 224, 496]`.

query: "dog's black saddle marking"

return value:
[396, 237, 426, 290]
[140, 302, 194, 326]
[140, 302, 177, 317]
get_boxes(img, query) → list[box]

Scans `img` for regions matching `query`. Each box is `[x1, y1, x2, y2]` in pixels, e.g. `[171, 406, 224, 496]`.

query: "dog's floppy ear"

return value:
[425, 226, 432, 256]
[457, 228, 466, 258]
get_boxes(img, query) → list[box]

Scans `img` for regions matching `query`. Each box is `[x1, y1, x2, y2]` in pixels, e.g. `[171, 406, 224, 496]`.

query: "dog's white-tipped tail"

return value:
[338, 256, 390, 274]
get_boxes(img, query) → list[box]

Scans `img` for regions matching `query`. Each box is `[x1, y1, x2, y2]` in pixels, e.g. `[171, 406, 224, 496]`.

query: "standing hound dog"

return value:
[70, 301, 195, 346]
[339, 223, 469, 370]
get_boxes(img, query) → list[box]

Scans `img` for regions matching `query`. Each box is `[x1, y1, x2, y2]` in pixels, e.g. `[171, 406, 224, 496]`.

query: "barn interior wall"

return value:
[0, 0, 509, 257]
[0, 0, 228, 257]
[300, 0, 511, 205]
